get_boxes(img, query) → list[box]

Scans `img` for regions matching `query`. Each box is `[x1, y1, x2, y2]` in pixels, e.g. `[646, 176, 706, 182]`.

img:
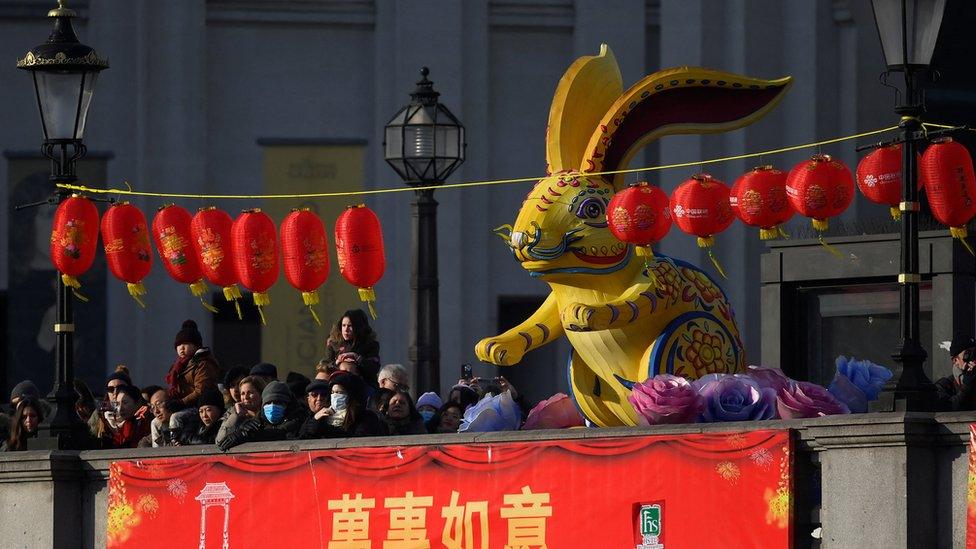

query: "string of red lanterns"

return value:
[47, 140, 976, 316]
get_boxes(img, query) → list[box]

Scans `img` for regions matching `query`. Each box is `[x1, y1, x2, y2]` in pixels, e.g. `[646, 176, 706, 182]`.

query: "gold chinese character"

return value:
[383, 491, 434, 548]
[441, 491, 489, 549]
[328, 493, 376, 549]
[500, 486, 552, 549]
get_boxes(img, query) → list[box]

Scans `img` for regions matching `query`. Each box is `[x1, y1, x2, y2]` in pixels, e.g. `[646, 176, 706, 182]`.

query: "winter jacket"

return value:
[299, 409, 389, 439]
[167, 348, 220, 407]
[217, 405, 309, 451]
[935, 371, 976, 411]
[324, 339, 381, 388]
[385, 415, 428, 436]
[176, 416, 221, 446]
[102, 416, 151, 449]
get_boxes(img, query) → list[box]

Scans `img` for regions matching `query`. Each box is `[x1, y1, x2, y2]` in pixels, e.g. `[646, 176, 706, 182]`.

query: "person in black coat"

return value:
[299, 372, 388, 439]
[935, 332, 976, 411]
[323, 309, 381, 388]
[217, 381, 308, 451]
[178, 388, 225, 446]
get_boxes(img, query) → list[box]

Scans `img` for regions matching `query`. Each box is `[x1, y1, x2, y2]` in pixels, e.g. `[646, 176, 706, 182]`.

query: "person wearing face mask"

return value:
[217, 381, 308, 451]
[416, 392, 443, 432]
[300, 372, 387, 439]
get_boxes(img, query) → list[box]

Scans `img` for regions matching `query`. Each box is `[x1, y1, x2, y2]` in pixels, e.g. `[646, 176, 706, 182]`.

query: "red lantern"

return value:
[335, 204, 385, 318]
[191, 207, 243, 318]
[152, 204, 217, 312]
[786, 154, 854, 232]
[607, 182, 671, 280]
[281, 208, 330, 325]
[670, 173, 734, 277]
[856, 144, 922, 220]
[50, 194, 99, 299]
[730, 166, 793, 240]
[101, 202, 153, 307]
[232, 209, 279, 324]
[921, 137, 976, 248]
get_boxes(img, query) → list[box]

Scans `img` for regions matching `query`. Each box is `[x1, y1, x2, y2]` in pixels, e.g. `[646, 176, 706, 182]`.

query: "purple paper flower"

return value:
[523, 393, 585, 430]
[459, 391, 522, 433]
[835, 356, 893, 401]
[777, 381, 850, 419]
[827, 373, 868, 413]
[628, 375, 704, 425]
[744, 365, 794, 394]
[697, 376, 777, 422]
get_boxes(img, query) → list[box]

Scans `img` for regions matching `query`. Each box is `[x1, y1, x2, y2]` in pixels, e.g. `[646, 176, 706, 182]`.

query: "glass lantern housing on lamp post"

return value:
[16, 0, 107, 449]
[383, 67, 466, 395]
[869, 0, 946, 411]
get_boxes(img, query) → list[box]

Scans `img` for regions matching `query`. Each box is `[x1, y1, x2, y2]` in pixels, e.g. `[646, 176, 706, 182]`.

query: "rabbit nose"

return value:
[511, 232, 527, 249]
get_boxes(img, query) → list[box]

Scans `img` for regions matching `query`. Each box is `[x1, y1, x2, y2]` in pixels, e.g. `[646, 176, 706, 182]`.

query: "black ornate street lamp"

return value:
[870, 0, 946, 410]
[384, 67, 465, 395]
[17, 0, 108, 448]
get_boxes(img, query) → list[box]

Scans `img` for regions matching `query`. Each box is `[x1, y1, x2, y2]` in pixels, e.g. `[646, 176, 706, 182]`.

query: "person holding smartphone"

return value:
[936, 332, 976, 411]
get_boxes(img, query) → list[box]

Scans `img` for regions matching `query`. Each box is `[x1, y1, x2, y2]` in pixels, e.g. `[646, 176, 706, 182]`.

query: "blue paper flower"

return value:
[696, 376, 777, 422]
[827, 373, 868, 413]
[459, 391, 522, 432]
[835, 356, 893, 401]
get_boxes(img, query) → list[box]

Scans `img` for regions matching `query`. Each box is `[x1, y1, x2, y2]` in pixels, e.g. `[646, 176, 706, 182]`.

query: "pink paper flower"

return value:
[744, 365, 794, 394]
[628, 375, 704, 425]
[523, 393, 584, 430]
[777, 381, 850, 419]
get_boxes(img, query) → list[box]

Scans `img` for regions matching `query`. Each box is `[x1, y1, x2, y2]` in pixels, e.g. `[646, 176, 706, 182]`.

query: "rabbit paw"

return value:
[475, 337, 525, 366]
[561, 302, 613, 331]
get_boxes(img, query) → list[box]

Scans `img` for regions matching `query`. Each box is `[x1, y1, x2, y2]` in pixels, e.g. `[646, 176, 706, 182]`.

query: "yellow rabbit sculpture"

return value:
[476, 45, 792, 427]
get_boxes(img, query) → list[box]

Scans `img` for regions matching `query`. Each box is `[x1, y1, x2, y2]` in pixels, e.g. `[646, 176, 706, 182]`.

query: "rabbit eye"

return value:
[575, 197, 606, 219]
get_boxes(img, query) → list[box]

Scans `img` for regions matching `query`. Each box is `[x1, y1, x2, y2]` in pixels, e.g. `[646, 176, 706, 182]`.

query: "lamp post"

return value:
[17, 0, 108, 448]
[870, 0, 946, 411]
[384, 67, 465, 395]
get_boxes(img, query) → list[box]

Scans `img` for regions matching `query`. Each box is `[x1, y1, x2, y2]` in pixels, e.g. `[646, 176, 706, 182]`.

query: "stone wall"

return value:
[0, 412, 972, 548]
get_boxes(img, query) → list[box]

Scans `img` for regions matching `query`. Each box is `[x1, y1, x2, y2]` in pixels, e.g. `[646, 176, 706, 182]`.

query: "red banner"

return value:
[968, 424, 976, 548]
[108, 430, 792, 548]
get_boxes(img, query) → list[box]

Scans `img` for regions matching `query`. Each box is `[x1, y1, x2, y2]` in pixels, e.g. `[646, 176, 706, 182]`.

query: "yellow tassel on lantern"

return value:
[811, 218, 829, 232]
[358, 287, 378, 319]
[61, 274, 90, 302]
[253, 292, 270, 325]
[951, 226, 975, 256]
[223, 284, 243, 320]
[811, 218, 843, 258]
[889, 207, 902, 221]
[126, 282, 147, 308]
[188, 279, 219, 313]
[301, 291, 322, 326]
[696, 236, 728, 279]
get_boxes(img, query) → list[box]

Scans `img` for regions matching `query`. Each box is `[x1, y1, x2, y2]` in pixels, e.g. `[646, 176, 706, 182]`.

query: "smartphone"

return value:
[461, 363, 473, 381]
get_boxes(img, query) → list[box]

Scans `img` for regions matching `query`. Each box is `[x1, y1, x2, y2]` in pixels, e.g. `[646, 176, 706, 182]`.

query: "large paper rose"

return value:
[777, 381, 851, 419]
[696, 376, 777, 422]
[744, 365, 794, 394]
[628, 375, 704, 425]
[459, 391, 522, 432]
[835, 356, 893, 401]
[523, 393, 585, 430]
[827, 372, 869, 413]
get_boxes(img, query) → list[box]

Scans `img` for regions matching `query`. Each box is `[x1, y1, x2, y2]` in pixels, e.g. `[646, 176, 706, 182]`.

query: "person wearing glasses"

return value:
[88, 365, 133, 439]
[377, 363, 410, 393]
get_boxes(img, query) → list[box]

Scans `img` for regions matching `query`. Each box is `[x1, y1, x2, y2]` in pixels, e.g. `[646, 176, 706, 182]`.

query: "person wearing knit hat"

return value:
[216, 381, 308, 451]
[416, 392, 443, 424]
[177, 388, 226, 446]
[164, 319, 220, 409]
[250, 362, 278, 382]
[936, 331, 976, 411]
[299, 372, 387, 439]
[9, 380, 40, 407]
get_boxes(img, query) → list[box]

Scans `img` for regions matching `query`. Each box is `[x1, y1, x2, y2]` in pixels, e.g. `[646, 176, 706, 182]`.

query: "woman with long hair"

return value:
[378, 389, 427, 436]
[215, 375, 267, 446]
[323, 309, 380, 388]
[3, 397, 44, 451]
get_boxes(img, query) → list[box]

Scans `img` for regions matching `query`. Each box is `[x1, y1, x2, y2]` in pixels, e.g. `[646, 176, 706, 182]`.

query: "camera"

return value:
[461, 363, 473, 381]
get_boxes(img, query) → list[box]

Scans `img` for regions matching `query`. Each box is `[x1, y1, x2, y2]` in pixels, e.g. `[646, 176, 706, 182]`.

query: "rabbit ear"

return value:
[581, 67, 793, 189]
[546, 44, 623, 173]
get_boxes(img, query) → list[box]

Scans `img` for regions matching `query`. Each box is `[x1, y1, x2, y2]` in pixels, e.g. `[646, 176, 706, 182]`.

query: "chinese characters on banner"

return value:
[107, 430, 792, 548]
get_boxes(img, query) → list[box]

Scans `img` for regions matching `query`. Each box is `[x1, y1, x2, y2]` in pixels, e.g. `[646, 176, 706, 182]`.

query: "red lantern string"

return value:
[232, 209, 279, 325]
[786, 154, 853, 256]
[101, 202, 153, 308]
[670, 173, 734, 278]
[921, 137, 976, 255]
[152, 204, 218, 313]
[335, 204, 385, 319]
[281, 208, 330, 326]
[50, 194, 100, 301]
[855, 144, 922, 221]
[730, 166, 794, 240]
[607, 181, 672, 285]
[191, 207, 243, 319]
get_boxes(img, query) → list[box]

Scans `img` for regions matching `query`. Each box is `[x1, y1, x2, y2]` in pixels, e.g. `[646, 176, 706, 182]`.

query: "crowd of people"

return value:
[1, 309, 532, 452]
